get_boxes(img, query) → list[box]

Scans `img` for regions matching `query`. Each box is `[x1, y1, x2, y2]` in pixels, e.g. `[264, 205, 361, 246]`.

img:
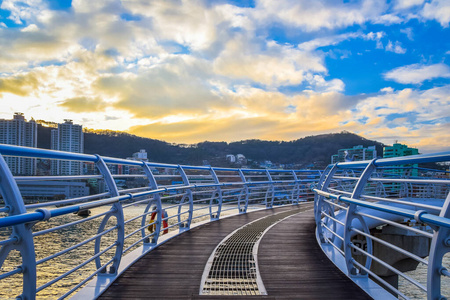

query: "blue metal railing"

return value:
[313, 152, 450, 300]
[0, 144, 320, 299]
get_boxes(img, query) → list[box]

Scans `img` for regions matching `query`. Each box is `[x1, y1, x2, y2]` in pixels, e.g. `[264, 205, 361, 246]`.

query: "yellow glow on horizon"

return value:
[0, 1, 448, 154]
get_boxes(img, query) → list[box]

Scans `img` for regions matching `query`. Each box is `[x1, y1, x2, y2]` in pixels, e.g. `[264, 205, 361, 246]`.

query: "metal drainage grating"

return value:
[199, 208, 302, 296]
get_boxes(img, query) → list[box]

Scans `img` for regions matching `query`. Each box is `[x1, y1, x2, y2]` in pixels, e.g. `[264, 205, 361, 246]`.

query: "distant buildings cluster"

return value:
[0, 112, 38, 175]
[226, 154, 247, 165]
[331, 143, 419, 164]
[0, 113, 149, 200]
[128, 149, 148, 162]
[0, 112, 424, 199]
[51, 119, 84, 175]
[331, 145, 377, 164]
[331, 143, 419, 177]
[383, 143, 419, 158]
[383, 143, 420, 177]
[0, 113, 84, 176]
[330, 142, 420, 177]
[107, 149, 149, 175]
[225, 154, 297, 170]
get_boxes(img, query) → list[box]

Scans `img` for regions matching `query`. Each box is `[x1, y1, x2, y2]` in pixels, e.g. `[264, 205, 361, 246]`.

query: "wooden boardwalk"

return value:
[99, 203, 372, 299]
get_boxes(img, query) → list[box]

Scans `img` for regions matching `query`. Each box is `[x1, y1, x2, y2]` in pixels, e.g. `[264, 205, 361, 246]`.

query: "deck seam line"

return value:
[253, 207, 314, 295]
[199, 206, 312, 296]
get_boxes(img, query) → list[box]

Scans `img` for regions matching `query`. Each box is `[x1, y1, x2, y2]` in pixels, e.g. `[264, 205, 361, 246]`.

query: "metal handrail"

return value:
[0, 144, 321, 299]
[313, 151, 450, 300]
[314, 190, 450, 228]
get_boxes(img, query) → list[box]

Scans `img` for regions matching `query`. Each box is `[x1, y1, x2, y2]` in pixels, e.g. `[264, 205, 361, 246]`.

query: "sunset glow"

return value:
[0, 0, 449, 152]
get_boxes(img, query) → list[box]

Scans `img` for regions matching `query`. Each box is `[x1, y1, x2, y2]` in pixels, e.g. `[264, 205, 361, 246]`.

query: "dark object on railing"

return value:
[0, 144, 322, 299]
[77, 209, 91, 217]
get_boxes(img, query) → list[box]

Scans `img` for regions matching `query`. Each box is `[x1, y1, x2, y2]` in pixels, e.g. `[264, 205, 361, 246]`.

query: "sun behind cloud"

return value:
[0, 0, 449, 153]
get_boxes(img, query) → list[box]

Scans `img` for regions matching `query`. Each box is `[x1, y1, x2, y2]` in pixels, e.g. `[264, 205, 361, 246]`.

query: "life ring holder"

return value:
[148, 209, 169, 234]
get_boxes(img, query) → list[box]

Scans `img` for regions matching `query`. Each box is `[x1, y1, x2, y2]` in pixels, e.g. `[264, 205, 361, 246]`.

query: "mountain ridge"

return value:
[37, 125, 384, 169]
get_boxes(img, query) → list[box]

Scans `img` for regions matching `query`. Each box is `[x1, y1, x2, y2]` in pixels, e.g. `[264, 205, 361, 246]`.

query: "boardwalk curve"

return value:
[98, 203, 372, 299]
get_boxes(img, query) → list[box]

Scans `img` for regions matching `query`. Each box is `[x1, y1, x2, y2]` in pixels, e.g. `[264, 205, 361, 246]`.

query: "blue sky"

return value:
[0, 0, 449, 152]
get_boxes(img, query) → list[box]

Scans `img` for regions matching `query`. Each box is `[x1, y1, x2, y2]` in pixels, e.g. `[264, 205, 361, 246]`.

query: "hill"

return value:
[193, 132, 384, 168]
[37, 125, 384, 169]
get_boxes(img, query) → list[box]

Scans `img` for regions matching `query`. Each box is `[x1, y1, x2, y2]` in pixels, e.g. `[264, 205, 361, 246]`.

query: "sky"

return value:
[0, 0, 449, 153]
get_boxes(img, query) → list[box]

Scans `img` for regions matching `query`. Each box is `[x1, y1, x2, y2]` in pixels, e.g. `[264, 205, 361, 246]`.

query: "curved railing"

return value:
[313, 152, 450, 300]
[0, 144, 320, 299]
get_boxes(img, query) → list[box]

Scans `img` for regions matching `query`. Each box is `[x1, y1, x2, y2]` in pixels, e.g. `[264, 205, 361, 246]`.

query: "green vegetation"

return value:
[37, 125, 384, 169]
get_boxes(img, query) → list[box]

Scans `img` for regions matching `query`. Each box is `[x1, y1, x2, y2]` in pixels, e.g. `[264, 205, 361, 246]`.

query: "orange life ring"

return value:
[148, 209, 169, 234]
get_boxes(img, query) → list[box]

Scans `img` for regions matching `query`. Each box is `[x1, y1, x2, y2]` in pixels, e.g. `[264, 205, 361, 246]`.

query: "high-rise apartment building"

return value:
[0, 113, 37, 175]
[331, 145, 377, 164]
[383, 143, 419, 158]
[51, 119, 84, 175]
[383, 143, 419, 177]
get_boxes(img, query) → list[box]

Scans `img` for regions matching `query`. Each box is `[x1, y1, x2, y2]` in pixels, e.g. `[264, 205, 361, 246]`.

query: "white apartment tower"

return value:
[0, 113, 37, 175]
[51, 119, 84, 175]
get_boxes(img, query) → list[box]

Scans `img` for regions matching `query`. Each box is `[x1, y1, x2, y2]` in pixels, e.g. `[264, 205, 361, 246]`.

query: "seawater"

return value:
[399, 254, 450, 299]
[0, 203, 239, 299]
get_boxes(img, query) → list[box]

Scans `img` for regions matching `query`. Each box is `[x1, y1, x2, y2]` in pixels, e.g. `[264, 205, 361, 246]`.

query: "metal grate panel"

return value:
[200, 208, 302, 295]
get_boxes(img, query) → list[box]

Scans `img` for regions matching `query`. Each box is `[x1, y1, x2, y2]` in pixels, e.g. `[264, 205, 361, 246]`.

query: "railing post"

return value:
[317, 166, 331, 189]
[0, 154, 36, 300]
[94, 156, 124, 275]
[141, 162, 162, 244]
[314, 165, 332, 215]
[177, 165, 193, 231]
[427, 192, 450, 300]
[291, 170, 299, 204]
[265, 170, 274, 208]
[238, 169, 249, 213]
[209, 167, 222, 220]
[343, 159, 376, 277]
[315, 164, 338, 243]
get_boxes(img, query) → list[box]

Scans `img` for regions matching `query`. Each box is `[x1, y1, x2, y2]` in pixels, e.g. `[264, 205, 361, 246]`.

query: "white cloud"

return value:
[0, 0, 45, 25]
[422, 0, 450, 27]
[343, 85, 450, 152]
[0, 0, 448, 153]
[385, 41, 407, 54]
[298, 32, 362, 51]
[400, 28, 414, 40]
[305, 76, 345, 93]
[298, 30, 388, 53]
[380, 87, 394, 93]
[365, 31, 385, 49]
[374, 14, 403, 25]
[21, 24, 39, 32]
[213, 34, 326, 87]
[122, 0, 225, 52]
[384, 63, 450, 84]
[393, 0, 425, 10]
[254, 0, 387, 31]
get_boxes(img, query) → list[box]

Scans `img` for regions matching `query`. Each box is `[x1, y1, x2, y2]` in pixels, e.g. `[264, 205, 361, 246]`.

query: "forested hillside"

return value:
[37, 125, 384, 168]
[193, 132, 384, 167]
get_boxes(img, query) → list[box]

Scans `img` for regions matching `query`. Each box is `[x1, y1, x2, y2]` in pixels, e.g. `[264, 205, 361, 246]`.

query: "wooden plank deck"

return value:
[98, 203, 373, 299]
[257, 208, 371, 300]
